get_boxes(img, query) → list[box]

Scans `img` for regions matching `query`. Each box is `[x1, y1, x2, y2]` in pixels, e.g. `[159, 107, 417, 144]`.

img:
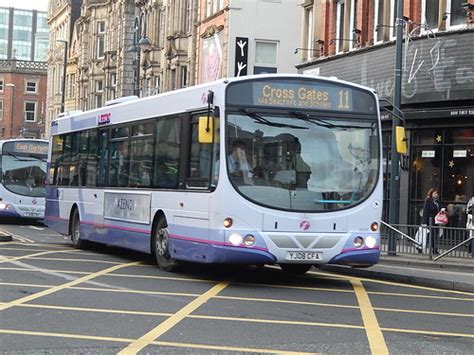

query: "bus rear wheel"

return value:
[279, 264, 312, 274]
[70, 210, 85, 249]
[152, 217, 179, 272]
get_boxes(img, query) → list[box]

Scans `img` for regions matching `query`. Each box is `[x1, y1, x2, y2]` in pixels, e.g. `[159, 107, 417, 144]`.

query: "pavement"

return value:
[322, 252, 474, 292]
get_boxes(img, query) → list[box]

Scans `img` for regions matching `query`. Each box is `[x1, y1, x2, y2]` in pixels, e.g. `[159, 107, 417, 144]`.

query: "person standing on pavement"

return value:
[422, 188, 440, 254]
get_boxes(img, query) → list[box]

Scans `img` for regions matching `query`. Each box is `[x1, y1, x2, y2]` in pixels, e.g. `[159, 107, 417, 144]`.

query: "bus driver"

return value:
[228, 139, 253, 184]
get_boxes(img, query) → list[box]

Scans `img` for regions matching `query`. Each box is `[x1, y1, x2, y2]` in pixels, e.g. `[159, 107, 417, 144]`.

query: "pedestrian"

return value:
[421, 187, 440, 254]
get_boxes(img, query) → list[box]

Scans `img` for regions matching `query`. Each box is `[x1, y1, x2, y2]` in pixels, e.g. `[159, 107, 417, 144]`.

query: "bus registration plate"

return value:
[286, 251, 322, 261]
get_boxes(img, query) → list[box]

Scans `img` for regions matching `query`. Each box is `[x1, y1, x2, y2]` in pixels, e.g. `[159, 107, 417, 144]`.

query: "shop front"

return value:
[297, 30, 474, 224]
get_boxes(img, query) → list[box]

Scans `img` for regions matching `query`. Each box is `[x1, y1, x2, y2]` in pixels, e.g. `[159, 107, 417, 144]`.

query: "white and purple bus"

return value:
[45, 74, 383, 273]
[0, 139, 48, 219]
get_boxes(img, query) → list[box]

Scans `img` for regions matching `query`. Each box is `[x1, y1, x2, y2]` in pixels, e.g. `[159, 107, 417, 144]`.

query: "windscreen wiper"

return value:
[289, 111, 373, 130]
[6, 153, 37, 162]
[240, 109, 307, 130]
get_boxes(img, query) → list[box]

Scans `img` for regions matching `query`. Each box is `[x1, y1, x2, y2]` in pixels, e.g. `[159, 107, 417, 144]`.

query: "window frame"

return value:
[24, 100, 36, 122]
[96, 21, 106, 59]
[25, 80, 38, 94]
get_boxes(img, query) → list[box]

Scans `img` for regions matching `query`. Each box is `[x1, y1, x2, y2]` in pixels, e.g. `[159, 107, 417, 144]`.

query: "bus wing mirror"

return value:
[198, 116, 214, 144]
[395, 126, 408, 155]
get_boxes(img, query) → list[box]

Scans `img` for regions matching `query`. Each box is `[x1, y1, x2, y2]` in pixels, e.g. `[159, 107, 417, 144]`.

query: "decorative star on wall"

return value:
[448, 160, 454, 168]
[435, 135, 442, 143]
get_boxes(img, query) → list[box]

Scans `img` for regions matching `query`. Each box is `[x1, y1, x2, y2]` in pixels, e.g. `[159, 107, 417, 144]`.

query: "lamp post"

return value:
[127, 13, 152, 97]
[57, 40, 68, 113]
[5, 83, 15, 138]
[387, 0, 404, 255]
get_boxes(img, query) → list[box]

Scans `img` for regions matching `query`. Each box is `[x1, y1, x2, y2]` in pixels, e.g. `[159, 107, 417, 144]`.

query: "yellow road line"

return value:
[0, 267, 89, 275]
[6, 303, 172, 317]
[0, 328, 316, 354]
[310, 269, 474, 296]
[235, 281, 354, 293]
[351, 279, 389, 355]
[0, 261, 141, 312]
[187, 314, 364, 329]
[3, 290, 472, 320]
[0, 229, 34, 243]
[216, 295, 359, 309]
[23, 256, 123, 264]
[118, 281, 229, 354]
[381, 327, 474, 338]
[106, 272, 217, 284]
[375, 306, 474, 318]
[0, 249, 82, 264]
[368, 291, 474, 302]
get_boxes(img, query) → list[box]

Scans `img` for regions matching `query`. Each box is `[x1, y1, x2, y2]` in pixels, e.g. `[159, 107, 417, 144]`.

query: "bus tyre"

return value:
[70, 210, 84, 249]
[279, 264, 312, 274]
[153, 217, 178, 272]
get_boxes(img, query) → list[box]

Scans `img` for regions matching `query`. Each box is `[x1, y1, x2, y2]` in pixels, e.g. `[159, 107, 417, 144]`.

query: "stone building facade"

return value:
[46, 0, 82, 138]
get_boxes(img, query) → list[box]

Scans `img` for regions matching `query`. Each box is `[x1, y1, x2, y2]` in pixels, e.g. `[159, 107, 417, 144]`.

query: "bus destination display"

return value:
[3, 142, 49, 155]
[255, 83, 352, 111]
[226, 79, 377, 114]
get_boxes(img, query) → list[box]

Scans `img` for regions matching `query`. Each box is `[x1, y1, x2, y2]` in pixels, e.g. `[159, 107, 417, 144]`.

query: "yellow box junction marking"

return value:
[0, 249, 82, 264]
[0, 261, 141, 312]
[351, 279, 389, 355]
[118, 281, 229, 354]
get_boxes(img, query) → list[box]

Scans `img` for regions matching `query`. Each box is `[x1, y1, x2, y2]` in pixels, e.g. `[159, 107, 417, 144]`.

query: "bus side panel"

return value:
[45, 187, 69, 236]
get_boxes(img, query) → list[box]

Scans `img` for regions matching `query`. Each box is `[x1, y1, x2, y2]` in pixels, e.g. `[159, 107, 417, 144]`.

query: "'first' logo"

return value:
[98, 113, 111, 125]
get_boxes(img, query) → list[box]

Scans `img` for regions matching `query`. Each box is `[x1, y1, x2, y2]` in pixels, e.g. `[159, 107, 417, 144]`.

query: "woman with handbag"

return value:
[421, 188, 440, 254]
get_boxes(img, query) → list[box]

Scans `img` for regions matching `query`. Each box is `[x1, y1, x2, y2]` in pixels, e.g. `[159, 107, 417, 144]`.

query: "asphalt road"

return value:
[0, 219, 473, 354]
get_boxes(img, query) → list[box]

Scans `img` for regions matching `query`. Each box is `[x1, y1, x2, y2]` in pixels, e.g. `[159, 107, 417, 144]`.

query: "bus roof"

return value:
[51, 74, 377, 136]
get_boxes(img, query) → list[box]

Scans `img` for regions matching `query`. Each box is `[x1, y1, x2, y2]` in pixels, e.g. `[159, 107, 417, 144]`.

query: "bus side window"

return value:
[187, 119, 213, 189]
[154, 118, 180, 189]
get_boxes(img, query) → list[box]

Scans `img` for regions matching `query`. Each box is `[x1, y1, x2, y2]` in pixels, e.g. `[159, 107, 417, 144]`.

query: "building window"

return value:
[180, 66, 188, 88]
[109, 73, 117, 100]
[69, 73, 76, 99]
[25, 81, 37, 93]
[349, 0, 359, 50]
[95, 80, 103, 108]
[206, 0, 224, 17]
[422, 0, 466, 31]
[0, 79, 3, 91]
[254, 40, 278, 74]
[96, 21, 106, 59]
[304, 5, 313, 59]
[336, 0, 346, 53]
[446, 0, 467, 28]
[422, 0, 440, 30]
[0, 99, 3, 120]
[24, 101, 36, 121]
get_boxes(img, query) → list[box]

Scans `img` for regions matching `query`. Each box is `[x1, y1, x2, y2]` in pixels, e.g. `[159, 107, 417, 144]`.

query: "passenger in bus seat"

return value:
[228, 139, 253, 185]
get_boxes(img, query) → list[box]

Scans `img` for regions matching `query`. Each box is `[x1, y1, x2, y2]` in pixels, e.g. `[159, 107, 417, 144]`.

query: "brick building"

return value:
[297, 0, 474, 225]
[0, 59, 48, 139]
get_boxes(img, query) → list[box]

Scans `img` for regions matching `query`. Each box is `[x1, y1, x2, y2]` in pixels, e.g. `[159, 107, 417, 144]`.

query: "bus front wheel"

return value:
[279, 264, 312, 274]
[153, 217, 179, 272]
[70, 210, 85, 249]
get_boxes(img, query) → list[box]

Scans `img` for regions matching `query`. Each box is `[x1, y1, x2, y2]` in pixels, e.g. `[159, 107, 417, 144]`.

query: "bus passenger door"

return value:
[94, 129, 109, 229]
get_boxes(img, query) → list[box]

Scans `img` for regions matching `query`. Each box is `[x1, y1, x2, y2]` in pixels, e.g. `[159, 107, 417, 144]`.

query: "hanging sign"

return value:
[234, 37, 248, 77]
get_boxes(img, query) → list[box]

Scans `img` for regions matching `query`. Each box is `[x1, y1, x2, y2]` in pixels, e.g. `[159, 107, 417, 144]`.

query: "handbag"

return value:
[434, 208, 449, 225]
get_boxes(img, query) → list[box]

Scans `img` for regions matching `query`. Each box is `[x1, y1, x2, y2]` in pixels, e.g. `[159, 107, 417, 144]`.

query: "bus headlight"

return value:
[243, 234, 255, 246]
[370, 222, 379, 231]
[0, 203, 11, 210]
[353, 236, 364, 248]
[365, 236, 377, 248]
[228, 233, 243, 246]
